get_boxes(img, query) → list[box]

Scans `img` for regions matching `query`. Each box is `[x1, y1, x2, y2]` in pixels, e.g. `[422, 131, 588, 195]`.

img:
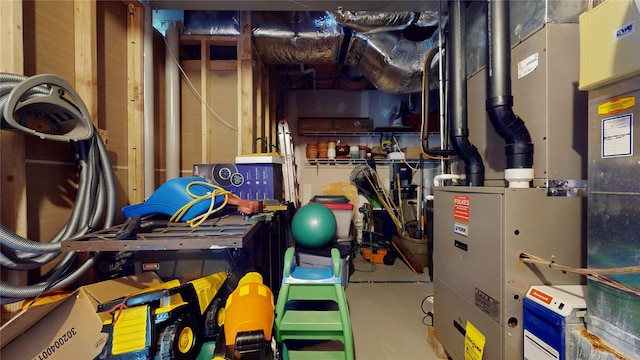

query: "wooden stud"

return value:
[237, 11, 254, 155]
[74, 0, 98, 126]
[254, 58, 264, 149]
[126, 3, 144, 204]
[201, 39, 211, 162]
[269, 67, 279, 149]
[0, 0, 28, 322]
[262, 68, 271, 149]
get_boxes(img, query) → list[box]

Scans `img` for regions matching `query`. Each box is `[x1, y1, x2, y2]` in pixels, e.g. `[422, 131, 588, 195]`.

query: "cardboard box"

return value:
[0, 273, 163, 360]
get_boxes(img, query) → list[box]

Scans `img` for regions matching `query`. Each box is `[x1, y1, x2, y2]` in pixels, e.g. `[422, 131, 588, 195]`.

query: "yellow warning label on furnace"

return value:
[464, 321, 486, 360]
[598, 96, 635, 115]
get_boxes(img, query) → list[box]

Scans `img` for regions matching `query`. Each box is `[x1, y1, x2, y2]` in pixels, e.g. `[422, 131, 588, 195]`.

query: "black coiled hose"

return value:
[0, 73, 117, 304]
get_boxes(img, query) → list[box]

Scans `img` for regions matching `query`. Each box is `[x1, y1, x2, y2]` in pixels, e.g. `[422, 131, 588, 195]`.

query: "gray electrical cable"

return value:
[0, 73, 117, 303]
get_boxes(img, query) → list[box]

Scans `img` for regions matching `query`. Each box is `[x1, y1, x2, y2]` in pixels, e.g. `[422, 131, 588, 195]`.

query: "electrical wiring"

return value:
[520, 252, 640, 275]
[520, 252, 640, 296]
[161, 34, 238, 132]
[421, 294, 434, 326]
[0, 73, 117, 304]
[169, 180, 235, 227]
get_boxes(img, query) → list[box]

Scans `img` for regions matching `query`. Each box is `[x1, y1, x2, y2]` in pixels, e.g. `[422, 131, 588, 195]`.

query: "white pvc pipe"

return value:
[165, 22, 180, 180]
[433, 173, 466, 187]
[300, 64, 316, 90]
[143, 4, 155, 197]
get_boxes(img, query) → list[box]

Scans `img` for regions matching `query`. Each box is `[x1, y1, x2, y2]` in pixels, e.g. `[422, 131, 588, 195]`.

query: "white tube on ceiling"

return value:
[143, 3, 155, 197]
[165, 22, 180, 180]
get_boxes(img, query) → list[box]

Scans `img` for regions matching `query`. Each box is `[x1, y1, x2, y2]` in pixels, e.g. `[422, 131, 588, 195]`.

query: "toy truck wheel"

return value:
[156, 314, 201, 360]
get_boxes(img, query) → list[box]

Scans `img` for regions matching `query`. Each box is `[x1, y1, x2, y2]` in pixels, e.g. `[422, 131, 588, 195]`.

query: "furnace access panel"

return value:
[433, 187, 585, 360]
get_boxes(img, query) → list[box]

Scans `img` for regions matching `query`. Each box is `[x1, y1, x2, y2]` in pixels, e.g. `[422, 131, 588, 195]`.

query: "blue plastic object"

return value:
[122, 176, 224, 221]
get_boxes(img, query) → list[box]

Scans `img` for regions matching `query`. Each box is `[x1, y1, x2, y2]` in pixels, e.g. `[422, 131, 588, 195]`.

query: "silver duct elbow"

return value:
[252, 11, 343, 64]
[345, 30, 438, 94]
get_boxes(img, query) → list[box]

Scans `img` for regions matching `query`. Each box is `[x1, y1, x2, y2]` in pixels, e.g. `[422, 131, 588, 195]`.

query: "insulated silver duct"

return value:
[183, 10, 241, 36]
[252, 11, 344, 64]
[332, 11, 418, 33]
[331, 10, 440, 32]
[345, 29, 438, 93]
[183, 11, 444, 94]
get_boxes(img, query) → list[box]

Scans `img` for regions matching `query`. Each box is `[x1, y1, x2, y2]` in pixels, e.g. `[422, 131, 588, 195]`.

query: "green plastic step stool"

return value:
[274, 246, 354, 360]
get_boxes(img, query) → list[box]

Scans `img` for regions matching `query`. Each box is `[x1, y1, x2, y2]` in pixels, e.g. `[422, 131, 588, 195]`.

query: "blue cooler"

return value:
[523, 285, 587, 360]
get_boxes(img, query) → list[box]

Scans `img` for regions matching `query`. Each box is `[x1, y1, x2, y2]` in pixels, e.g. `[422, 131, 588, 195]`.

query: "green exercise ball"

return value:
[291, 203, 337, 248]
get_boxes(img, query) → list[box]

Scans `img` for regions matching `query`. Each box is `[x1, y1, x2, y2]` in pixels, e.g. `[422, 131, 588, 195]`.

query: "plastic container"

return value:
[349, 145, 360, 159]
[319, 202, 354, 239]
[398, 233, 429, 268]
[311, 195, 350, 203]
[296, 244, 352, 288]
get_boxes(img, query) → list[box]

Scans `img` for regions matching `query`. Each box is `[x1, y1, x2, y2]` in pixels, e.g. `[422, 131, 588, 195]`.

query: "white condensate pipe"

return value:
[165, 22, 180, 180]
[143, 3, 155, 197]
[433, 173, 466, 187]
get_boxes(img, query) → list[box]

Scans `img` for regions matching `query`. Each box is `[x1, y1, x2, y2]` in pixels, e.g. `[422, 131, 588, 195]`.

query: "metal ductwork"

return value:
[449, 0, 484, 186]
[332, 11, 418, 33]
[183, 10, 241, 36]
[334, 10, 441, 94]
[252, 12, 344, 64]
[486, 0, 534, 187]
[344, 28, 438, 94]
[183, 10, 443, 94]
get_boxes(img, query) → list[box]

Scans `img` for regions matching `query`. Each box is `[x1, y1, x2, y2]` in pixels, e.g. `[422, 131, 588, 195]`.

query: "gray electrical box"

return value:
[433, 187, 585, 360]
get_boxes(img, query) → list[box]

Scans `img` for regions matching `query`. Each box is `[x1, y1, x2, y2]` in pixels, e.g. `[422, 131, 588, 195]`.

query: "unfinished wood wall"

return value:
[181, 57, 240, 167]
[97, 1, 139, 212]
[178, 16, 277, 170]
[1, 1, 278, 312]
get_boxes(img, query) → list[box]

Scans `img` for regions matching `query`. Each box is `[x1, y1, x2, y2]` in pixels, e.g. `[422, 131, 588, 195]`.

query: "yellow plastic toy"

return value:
[214, 272, 275, 359]
[96, 272, 231, 360]
[220, 272, 275, 346]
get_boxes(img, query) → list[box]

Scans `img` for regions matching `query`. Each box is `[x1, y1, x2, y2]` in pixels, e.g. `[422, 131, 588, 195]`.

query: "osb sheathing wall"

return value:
[1, 0, 277, 320]
[179, 27, 278, 168]
[16, 1, 136, 242]
[0, 0, 136, 321]
[182, 67, 239, 164]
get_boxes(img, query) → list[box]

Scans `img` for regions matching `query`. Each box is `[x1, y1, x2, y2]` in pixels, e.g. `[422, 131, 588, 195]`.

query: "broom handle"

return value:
[396, 173, 404, 229]
[373, 169, 401, 215]
[363, 170, 404, 232]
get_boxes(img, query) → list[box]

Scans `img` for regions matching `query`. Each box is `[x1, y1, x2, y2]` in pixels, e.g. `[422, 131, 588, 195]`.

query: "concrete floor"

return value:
[345, 249, 439, 360]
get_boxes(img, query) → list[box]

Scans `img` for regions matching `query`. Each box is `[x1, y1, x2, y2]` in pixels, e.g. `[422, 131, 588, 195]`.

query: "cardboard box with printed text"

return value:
[0, 272, 163, 360]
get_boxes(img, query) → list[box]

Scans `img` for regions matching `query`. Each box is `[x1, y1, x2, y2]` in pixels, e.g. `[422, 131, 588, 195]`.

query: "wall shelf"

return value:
[306, 158, 421, 166]
[299, 131, 420, 137]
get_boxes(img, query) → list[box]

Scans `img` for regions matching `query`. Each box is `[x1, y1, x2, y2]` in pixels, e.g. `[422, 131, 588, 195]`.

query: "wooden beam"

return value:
[0, 0, 27, 322]
[180, 35, 238, 46]
[254, 60, 263, 147]
[74, 0, 98, 126]
[126, 3, 144, 204]
[0, 0, 26, 235]
[269, 67, 279, 147]
[237, 11, 254, 155]
[181, 59, 237, 72]
[201, 39, 211, 162]
[262, 68, 272, 147]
